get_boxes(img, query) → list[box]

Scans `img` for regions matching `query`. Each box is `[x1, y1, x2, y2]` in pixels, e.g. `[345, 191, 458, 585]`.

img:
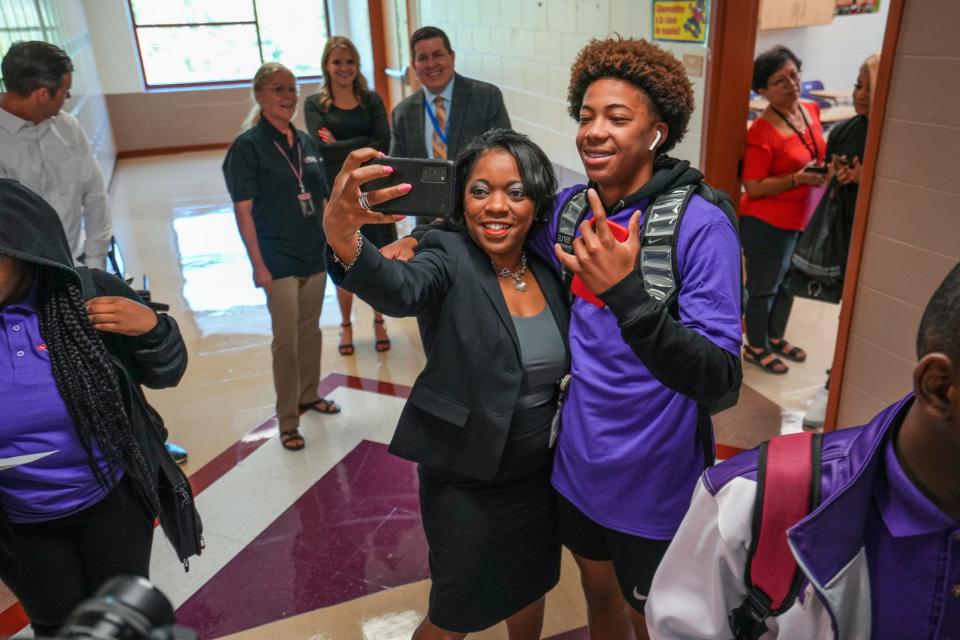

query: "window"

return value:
[127, 0, 329, 89]
[0, 0, 46, 91]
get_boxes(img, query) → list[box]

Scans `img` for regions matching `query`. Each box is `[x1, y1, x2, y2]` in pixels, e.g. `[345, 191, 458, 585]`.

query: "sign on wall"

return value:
[652, 0, 709, 45]
[835, 0, 880, 15]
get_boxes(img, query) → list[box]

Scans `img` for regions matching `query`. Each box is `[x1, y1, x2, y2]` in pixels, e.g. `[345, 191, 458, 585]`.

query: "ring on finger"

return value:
[358, 192, 372, 211]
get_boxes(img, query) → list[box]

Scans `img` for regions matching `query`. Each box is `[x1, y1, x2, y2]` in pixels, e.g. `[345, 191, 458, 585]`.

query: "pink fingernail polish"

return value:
[377, 151, 386, 158]
[399, 183, 413, 193]
[383, 165, 394, 174]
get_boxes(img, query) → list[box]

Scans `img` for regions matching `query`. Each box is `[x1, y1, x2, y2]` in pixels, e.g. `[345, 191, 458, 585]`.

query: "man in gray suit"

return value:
[390, 26, 511, 223]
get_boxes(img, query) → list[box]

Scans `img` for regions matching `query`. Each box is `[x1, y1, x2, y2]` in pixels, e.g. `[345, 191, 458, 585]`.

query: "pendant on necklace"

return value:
[514, 278, 528, 292]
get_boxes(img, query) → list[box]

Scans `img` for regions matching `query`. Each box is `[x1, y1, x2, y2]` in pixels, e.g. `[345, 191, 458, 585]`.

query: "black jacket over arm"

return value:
[327, 230, 569, 480]
[84, 270, 187, 457]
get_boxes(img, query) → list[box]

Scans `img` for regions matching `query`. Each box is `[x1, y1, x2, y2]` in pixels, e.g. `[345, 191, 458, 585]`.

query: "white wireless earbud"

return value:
[648, 130, 663, 152]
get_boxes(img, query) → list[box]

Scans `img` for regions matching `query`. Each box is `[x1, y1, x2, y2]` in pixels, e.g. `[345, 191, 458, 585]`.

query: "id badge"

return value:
[298, 192, 317, 218]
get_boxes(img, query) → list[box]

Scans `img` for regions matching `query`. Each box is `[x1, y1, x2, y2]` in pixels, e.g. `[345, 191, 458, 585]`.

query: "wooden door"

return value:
[369, 0, 418, 114]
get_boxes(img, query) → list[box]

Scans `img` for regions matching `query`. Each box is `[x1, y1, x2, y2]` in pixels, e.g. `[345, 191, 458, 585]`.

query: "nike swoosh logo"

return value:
[633, 587, 648, 602]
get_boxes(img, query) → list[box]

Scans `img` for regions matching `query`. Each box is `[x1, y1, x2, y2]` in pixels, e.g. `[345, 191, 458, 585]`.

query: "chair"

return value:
[801, 80, 831, 109]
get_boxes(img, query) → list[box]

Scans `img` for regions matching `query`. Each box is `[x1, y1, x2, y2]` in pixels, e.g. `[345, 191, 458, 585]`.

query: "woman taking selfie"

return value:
[304, 36, 394, 355]
[741, 46, 827, 375]
[223, 62, 339, 453]
[323, 130, 567, 640]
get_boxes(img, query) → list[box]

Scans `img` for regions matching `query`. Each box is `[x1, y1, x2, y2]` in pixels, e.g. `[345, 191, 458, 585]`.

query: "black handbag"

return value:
[783, 182, 849, 304]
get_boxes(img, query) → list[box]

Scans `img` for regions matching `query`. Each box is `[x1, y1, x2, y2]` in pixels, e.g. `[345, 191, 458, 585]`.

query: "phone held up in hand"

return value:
[362, 157, 456, 217]
[802, 164, 829, 175]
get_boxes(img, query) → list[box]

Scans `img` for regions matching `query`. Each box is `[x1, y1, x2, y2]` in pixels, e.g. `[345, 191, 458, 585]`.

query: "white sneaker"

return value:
[803, 386, 829, 430]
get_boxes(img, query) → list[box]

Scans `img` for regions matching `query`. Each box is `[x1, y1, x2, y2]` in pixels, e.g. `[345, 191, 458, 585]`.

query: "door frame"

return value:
[700, 0, 760, 201]
[823, 0, 906, 430]
[701, 0, 906, 431]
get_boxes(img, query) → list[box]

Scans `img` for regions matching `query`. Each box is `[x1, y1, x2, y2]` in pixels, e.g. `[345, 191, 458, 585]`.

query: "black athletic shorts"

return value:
[557, 492, 671, 614]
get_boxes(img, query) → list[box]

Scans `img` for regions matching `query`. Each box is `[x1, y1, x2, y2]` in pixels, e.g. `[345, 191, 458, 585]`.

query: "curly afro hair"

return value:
[567, 37, 695, 155]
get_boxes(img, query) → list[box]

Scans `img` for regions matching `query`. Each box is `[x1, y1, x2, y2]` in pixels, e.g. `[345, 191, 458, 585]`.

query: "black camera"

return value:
[56, 576, 197, 640]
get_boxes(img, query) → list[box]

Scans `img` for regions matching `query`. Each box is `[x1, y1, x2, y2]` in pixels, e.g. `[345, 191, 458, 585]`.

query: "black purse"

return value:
[783, 182, 849, 304]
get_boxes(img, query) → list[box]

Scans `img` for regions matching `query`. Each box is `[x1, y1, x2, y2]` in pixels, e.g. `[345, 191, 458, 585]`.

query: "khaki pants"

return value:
[266, 272, 327, 432]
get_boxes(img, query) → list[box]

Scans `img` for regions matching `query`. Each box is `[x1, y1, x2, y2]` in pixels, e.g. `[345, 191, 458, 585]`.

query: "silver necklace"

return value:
[491, 251, 528, 292]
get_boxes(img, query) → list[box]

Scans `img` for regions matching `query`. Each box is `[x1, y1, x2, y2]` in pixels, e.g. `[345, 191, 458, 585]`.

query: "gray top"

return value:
[512, 306, 567, 411]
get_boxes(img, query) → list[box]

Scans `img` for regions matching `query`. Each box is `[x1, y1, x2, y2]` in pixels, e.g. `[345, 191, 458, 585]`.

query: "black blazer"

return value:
[328, 230, 569, 480]
[389, 73, 511, 159]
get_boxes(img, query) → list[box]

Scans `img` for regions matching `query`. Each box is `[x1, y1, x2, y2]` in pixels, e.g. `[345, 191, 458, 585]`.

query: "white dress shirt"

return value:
[0, 107, 110, 268]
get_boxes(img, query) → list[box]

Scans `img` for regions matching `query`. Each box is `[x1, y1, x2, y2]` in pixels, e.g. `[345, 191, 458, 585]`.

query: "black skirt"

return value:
[417, 403, 560, 633]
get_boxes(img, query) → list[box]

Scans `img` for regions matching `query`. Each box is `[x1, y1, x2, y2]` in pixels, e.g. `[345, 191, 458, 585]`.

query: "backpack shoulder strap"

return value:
[555, 189, 590, 289]
[639, 184, 696, 303]
[729, 431, 823, 640]
[76, 266, 98, 302]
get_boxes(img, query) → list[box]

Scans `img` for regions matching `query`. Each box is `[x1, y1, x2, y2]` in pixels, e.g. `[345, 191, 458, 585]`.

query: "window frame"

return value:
[126, 0, 331, 91]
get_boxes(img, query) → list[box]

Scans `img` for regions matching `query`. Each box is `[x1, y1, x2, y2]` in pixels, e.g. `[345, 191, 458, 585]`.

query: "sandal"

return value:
[743, 346, 789, 375]
[299, 398, 341, 414]
[373, 318, 391, 353]
[338, 322, 354, 356]
[280, 429, 305, 451]
[769, 338, 807, 363]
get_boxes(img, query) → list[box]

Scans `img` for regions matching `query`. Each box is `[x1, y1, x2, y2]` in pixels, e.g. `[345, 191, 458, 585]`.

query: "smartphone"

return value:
[361, 157, 456, 217]
[802, 165, 829, 175]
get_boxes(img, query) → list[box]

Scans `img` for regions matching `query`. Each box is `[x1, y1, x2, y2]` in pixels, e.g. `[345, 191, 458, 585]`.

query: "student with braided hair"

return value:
[0, 179, 187, 637]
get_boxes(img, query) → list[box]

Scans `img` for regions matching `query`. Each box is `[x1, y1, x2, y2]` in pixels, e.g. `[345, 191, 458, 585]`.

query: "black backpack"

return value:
[555, 182, 743, 416]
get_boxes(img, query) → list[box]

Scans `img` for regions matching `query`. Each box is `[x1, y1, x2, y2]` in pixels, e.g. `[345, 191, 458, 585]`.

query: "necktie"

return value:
[432, 95, 447, 160]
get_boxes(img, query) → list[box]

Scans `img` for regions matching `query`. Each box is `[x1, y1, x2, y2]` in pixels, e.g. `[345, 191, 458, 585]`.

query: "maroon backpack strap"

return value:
[729, 431, 823, 640]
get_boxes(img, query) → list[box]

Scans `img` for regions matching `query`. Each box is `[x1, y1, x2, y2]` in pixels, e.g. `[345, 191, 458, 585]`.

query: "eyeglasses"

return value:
[260, 84, 301, 96]
[768, 70, 801, 90]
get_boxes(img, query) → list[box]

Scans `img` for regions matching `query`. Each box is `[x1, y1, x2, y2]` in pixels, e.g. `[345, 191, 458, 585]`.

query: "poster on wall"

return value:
[835, 0, 880, 15]
[652, 0, 709, 45]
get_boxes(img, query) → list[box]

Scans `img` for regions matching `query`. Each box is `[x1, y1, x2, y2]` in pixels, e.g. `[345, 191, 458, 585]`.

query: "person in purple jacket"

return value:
[0, 179, 188, 636]
[647, 262, 960, 639]
[370, 37, 743, 639]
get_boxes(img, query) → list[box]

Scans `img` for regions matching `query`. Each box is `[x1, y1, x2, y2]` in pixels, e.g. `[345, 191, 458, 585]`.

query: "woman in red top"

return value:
[740, 46, 827, 374]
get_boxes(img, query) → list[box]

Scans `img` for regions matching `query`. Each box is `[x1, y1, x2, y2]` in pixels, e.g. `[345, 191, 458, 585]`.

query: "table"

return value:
[819, 105, 857, 123]
[809, 88, 852, 103]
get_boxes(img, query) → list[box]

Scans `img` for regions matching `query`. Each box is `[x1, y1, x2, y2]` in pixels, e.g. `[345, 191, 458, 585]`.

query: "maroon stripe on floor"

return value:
[186, 374, 411, 496]
[175, 440, 428, 638]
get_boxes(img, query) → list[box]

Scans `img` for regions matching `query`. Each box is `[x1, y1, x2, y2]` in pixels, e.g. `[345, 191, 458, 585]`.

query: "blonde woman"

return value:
[304, 37, 393, 355]
[222, 62, 341, 452]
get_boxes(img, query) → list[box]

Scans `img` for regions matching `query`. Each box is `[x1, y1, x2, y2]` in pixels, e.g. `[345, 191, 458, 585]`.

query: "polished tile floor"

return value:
[4, 150, 840, 639]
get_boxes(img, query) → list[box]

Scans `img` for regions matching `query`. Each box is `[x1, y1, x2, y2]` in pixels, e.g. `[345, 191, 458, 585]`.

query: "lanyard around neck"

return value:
[424, 95, 449, 145]
[771, 105, 819, 163]
[272, 138, 304, 192]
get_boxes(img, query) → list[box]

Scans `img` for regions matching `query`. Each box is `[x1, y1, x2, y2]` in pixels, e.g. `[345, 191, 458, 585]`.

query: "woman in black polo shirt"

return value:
[222, 62, 340, 452]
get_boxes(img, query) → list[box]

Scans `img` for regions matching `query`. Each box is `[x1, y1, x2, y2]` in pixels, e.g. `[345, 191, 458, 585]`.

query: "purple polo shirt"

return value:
[529, 186, 742, 538]
[866, 431, 960, 639]
[0, 282, 118, 523]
